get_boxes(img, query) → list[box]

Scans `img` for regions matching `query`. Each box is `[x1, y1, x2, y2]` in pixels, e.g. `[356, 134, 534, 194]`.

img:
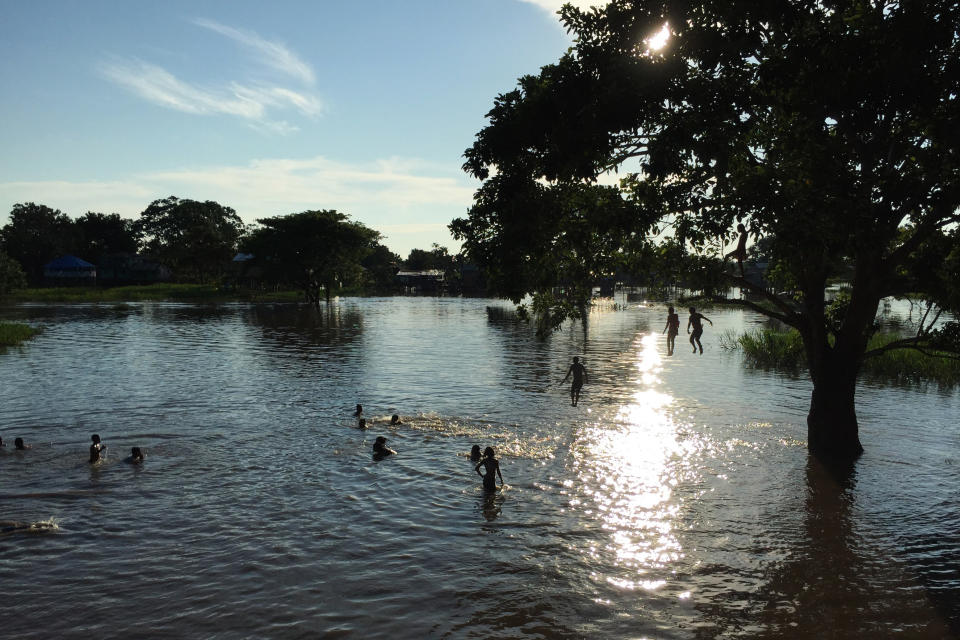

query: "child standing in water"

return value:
[89, 434, 106, 463]
[561, 356, 588, 406]
[687, 307, 713, 354]
[475, 446, 503, 492]
[662, 306, 680, 356]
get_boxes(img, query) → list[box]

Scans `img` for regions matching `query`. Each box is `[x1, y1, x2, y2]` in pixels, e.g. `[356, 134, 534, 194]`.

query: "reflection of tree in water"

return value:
[745, 458, 954, 639]
[246, 304, 364, 350]
[484, 305, 556, 394]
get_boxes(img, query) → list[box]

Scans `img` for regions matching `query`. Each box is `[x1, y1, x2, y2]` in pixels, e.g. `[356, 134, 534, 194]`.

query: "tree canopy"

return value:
[453, 0, 960, 461]
[242, 210, 382, 304]
[0, 203, 76, 285]
[136, 196, 245, 284]
[74, 212, 141, 264]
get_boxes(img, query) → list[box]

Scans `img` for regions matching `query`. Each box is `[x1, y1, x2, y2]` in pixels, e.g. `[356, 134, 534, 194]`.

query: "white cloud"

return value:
[193, 18, 315, 86]
[0, 156, 477, 255]
[101, 21, 322, 134]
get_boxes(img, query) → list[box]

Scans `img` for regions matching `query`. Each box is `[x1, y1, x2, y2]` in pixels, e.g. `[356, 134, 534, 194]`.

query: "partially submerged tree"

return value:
[242, 210, 381, 304]
[454, 0, 960, 461]
[136, 196, 244, 284]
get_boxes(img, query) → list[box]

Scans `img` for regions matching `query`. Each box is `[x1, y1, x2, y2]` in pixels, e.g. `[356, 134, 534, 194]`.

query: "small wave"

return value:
[0, 518, 60, 535]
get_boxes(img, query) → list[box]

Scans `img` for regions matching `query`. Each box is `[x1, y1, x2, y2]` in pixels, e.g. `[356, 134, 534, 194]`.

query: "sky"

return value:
[0, 0, 601, 258]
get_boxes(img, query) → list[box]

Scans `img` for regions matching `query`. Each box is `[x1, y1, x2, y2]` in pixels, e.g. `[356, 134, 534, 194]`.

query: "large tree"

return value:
[0, 203, 77, 285]
[242, 210, 381, 304]
[453, 0, 960, 461]
[74, 212, 141, 264]
[136, 196, 245, 284]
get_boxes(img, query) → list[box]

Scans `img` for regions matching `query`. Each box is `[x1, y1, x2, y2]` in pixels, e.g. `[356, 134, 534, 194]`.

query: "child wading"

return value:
[475, 446, 503, 492]
[662, 306, 680, 356]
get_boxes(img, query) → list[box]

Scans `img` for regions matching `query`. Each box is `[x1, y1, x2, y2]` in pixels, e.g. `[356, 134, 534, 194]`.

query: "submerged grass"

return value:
[6, 284, 303, 303]
[0, 322, 41, 346]
[721, 328, 960, 387]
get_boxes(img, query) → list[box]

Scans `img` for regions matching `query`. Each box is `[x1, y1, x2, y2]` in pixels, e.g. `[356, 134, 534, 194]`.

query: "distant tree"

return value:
[135, 196, 244, 284]
[404, 243, 455, 272]
[74, 212, 141, 263]
[242, 210, 381, 304]
[0, 203, 76, 285]
[456, 0, 960, 461]
[0, 249, 27, 295]
[362, 243, 401, 291]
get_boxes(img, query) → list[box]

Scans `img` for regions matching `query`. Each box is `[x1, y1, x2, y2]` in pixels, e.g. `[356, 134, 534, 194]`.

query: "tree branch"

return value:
[720, 273, 803, 327]
[864, 336, 960, 361]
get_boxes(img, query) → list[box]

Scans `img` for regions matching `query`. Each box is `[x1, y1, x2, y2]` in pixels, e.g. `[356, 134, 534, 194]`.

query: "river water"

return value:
[1, 297, 958, 639]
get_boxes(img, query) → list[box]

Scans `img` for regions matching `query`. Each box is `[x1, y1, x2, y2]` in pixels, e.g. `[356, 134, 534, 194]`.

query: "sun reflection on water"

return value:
[571, 332, 687, 592]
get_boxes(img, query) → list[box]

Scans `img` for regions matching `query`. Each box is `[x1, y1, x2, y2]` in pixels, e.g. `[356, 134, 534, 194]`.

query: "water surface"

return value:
[1, 298, 958, 638]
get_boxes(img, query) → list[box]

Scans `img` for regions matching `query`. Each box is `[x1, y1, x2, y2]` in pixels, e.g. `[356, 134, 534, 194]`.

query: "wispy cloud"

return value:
[0, 156, 477, 254]
[192, 18, 315, 86]
[100, 20, 321, 134]
[518, 0, 607, 15]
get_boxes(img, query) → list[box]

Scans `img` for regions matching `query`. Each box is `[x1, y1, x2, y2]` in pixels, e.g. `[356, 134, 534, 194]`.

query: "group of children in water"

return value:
[1, 433, 144, 465]
[662, 306, 713, 356]
[353, 404, 504, 491]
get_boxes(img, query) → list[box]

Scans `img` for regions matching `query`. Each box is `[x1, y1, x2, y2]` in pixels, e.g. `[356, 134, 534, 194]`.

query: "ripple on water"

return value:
[0, 299, 958, 638]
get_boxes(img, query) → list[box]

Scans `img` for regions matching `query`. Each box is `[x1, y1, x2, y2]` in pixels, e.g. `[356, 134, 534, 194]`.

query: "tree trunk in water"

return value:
[807, 350, 864, 461]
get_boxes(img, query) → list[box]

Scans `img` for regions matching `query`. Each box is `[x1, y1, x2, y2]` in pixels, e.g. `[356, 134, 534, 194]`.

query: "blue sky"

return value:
[0, 0, 593, 257]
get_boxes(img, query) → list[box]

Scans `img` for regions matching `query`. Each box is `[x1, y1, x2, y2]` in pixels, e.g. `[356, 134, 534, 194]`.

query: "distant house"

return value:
[97, 254, 171, 285]
[396, 269, 445, 293]
[43, 255, 96, 286]
[225, 253, 262, 288]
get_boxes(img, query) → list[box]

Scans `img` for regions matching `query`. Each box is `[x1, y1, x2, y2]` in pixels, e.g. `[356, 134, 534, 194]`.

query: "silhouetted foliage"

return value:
[135, 196, 244, 284]
[242, 210, 380, 304]
[455, 0, 960, 460]
[74, 212, 141, 264]
[0, 203, 76, 285]
[362, 243, 401, 291]
[0, 249, 27, 295]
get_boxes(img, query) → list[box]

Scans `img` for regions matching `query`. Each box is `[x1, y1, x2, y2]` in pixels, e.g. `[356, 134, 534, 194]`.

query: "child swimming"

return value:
[373, 436, 396, 458]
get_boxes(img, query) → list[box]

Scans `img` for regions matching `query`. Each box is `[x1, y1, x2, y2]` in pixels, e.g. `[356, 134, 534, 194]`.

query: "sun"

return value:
[646, 23, 670, 52]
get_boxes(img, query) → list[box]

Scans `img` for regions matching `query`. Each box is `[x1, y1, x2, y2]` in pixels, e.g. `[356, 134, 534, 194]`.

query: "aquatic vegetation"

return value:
[0, 322, 41, 346]
[723, 328, 960, 387]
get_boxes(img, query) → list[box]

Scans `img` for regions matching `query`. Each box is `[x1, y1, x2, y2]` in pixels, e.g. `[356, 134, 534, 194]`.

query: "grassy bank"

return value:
[0, 322, 41, 346]
[5, 284, 304, 303]
[721, 328, 960, 387]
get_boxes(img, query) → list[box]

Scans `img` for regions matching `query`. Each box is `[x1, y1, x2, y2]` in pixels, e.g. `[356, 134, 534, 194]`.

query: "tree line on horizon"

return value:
[0, 198, 467, 301]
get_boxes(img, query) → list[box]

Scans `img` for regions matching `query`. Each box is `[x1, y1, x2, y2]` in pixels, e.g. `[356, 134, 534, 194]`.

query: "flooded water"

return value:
[1, 297, 958, 639]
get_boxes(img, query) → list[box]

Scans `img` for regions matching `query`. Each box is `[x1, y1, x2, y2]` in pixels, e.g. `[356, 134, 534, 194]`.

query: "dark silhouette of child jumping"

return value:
[687, 307, 713, 355]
